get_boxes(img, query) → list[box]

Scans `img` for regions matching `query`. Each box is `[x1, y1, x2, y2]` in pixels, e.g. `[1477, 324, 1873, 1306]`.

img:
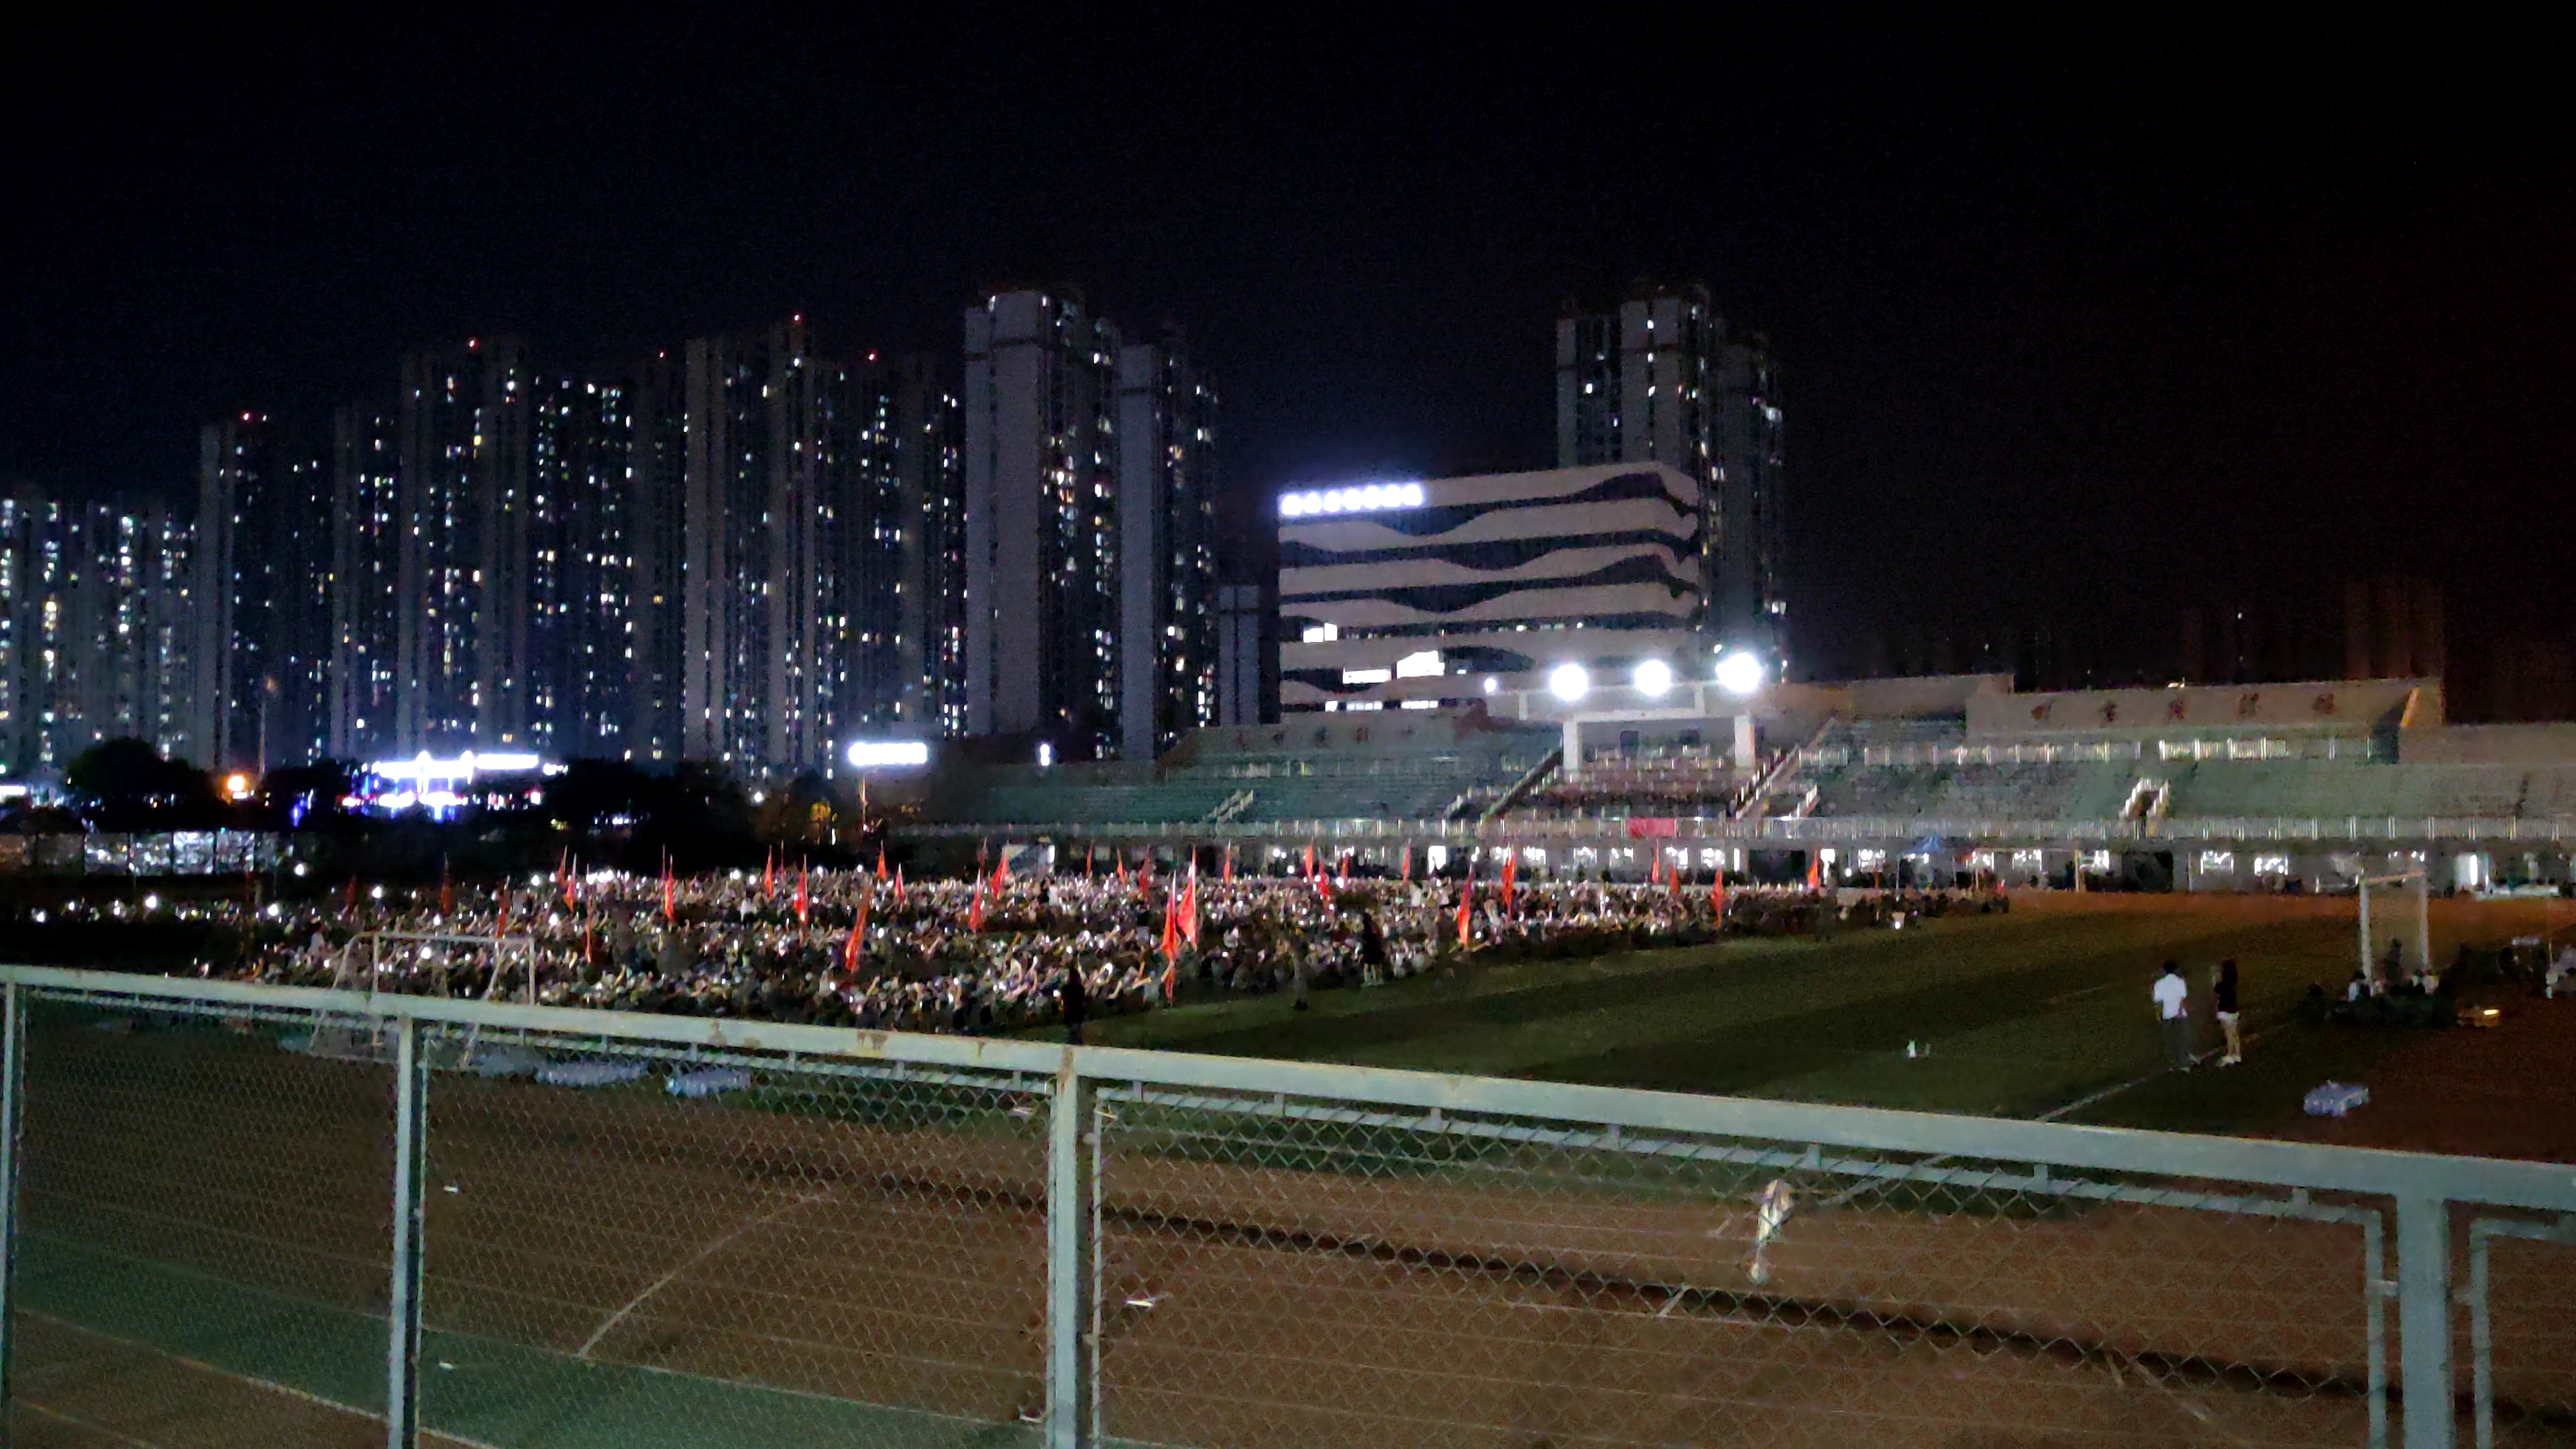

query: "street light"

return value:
[1548, 662, 1591, 703]
[1633, 658, 1673, 697]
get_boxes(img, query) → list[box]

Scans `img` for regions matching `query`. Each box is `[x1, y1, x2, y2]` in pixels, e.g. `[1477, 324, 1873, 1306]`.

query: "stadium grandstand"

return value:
[903, 672, 2576, 894]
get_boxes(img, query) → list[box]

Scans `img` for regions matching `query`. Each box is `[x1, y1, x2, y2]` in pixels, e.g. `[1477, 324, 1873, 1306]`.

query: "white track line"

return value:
[2037, 1022, 2285, 1122]
[575, 1191, 829, 1360]
[15, 1399, 165, 1448]
[21, 1311, 508, 1449]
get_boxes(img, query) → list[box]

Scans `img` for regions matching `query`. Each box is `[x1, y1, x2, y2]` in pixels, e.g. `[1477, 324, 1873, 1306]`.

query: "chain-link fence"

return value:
[0, 966, 2571, 1448]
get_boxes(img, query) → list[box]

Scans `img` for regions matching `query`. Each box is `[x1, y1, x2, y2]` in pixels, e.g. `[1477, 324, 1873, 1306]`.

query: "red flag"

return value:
[845, 892, 869, 973]
[894, 865, 907, 904]
[968, 881, 985, 932]
[1137, 854, 1150, 892]
[1401, 845, 1411, 882]
[495, 890, 511, 941]
[1338, 853, 1350, 883]
[1180, 876, 1200, 947]
[1222, 847, 1234, 882]
[994, 848, 1010, 886]
[1116, 858, 1129, 886]
[1711, 874, 1727, 921]
[1303, 843, 1316, 879]
[796, 863, 810, 926]
[762, 849, 775, 900]
[1670, 853, 1685, 899]
[1650, 851, 1662, 885]
[662, 870, 676, 922]
[439, 861, 455, 916]
[1456, 881, 1473, 947]
[1159, 888, 1179, 963]
[875, 848, 889, 882]
[1501, 853, 1517, 914]
[1806, 853, 1823, 891]
[1086, 843, 1096, 877]
[561, 851, 579, 911]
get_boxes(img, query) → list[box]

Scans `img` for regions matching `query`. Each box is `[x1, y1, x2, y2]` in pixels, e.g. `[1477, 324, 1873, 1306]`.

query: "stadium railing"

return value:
[1, 965, 2571, 1447]
[902, 812, 2576, 847]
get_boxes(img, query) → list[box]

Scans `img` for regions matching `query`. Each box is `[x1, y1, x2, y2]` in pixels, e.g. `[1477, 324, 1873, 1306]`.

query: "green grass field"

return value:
[1073, 902, 2490, 1136]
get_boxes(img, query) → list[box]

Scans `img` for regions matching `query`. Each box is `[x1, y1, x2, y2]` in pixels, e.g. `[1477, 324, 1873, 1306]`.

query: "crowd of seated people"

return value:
[148, 860, 2008, 1034]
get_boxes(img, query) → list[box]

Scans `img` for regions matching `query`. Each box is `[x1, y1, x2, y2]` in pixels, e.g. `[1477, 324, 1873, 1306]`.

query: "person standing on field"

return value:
[2213, 958, 2243, 1065]
[2153, 960, 2194, 1070]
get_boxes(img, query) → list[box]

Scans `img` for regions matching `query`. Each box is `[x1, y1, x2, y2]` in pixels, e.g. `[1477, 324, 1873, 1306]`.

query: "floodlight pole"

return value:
[2358, 878, 2373, 987]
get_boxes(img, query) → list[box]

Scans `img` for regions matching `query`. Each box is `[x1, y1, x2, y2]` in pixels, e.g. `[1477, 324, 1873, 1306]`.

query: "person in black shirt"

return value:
[1058, 967, 1089, 1046]
[2213, 957, 2243, 1066]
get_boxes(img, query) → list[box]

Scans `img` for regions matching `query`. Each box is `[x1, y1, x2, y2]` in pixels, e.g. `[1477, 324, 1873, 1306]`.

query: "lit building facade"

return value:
[1277, 464, 1707, 712]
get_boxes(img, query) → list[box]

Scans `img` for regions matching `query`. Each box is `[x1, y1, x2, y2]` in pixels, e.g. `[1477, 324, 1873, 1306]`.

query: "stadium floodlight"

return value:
[1548, 662, 1591, 703]
[1037, 741, 1055, 768]
[1633, 658, 1674, 698]
[1482, 676, 1499, 694]
[845, 739, 930, 769]
[1277, 481, 1426, 517]
[1715, 649, 1766, 697]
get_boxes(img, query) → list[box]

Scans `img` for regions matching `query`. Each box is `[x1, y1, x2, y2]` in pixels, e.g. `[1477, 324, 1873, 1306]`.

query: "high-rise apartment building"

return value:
[1115, 331, 1220, 760]
[892, 354, 967, 739]
[530, 376, 638, 761]
[681, 319, 832, 769]
[963, 291, 1216, 761]
[623, 353, 689, 764]
[198, 413, 332, 769]
[396, 335, 533, 754]
[1556, 282, 1785, 662]
[963, 289, 1125, 753]
[0, 489, 199, 777]
[329, 406, 401, 759]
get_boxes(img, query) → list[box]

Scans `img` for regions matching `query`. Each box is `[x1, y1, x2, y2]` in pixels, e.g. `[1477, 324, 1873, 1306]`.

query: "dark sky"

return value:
[11, 11, 2573, 677]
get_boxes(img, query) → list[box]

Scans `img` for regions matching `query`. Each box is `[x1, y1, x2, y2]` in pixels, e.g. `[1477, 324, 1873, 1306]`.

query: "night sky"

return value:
[11, 13, 2571, 680]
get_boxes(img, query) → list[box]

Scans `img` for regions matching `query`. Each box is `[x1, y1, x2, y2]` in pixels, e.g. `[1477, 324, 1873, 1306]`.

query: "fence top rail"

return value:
[7, 963, 2573, 1211]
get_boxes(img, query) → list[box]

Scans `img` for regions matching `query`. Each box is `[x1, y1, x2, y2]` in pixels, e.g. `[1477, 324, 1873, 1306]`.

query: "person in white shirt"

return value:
[2152, 960, 2194, 1070]
[2547, 945, 2576, 999]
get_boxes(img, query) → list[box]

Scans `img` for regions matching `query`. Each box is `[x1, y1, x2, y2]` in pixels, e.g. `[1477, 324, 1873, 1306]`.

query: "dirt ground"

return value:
[15, 1006, 2576, 1449]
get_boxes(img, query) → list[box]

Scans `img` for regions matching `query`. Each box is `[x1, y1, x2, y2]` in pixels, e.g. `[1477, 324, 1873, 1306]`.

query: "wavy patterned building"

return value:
[1277, 462, 1709, 712]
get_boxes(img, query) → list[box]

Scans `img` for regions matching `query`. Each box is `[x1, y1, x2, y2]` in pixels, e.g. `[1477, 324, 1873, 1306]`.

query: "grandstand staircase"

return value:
[1730, 716, 1841, 822]
[2121, 777, 2171, 822]
[1474, 747, 1564, 825]
[1204, 788, 1256, 824]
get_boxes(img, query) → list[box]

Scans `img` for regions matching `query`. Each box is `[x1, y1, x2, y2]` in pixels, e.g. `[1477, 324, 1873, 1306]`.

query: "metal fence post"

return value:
[385, 1016, 427, 1449]
[1046, 1057, 1096, 1449]
[0, 983, 25, 1445]
[2397, 1194, 2455, 1449]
